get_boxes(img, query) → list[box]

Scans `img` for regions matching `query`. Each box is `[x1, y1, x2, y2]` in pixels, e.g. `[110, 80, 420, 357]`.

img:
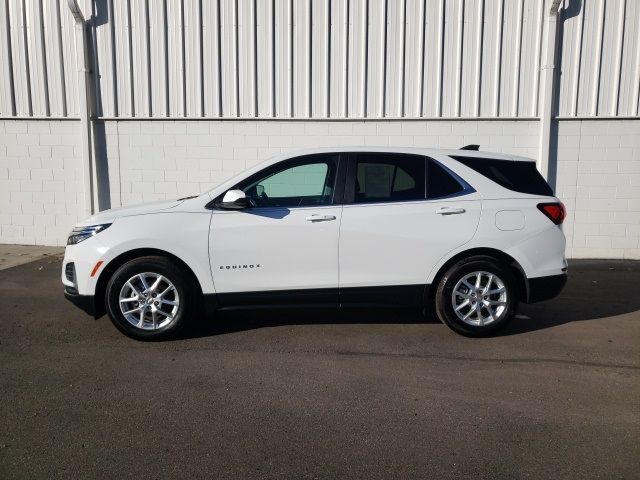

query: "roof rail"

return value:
[460, 144, 480, 151]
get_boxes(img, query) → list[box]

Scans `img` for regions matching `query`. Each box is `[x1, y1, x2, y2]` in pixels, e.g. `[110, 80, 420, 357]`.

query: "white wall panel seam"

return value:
[399, 0, 405, 117]
[591, 0, 605, 116]
[108, 0, 117, 117]
[234, 0, 240, 116]
[570, 0, 584, 117]
[309, 0, 313, 117]
[325, 0, 331, 117]
[24, 0, 43, 115]
[163, 0, 170, 116]
[46, 0, 66, 116]
[474, 0, 484, 117]
[60, 0, 78, 115]
[1, 0, 17, 116]
[417, 0, 426, 117]
[90, 0, 100, 115]
[146, 0, 153, 117]
[17, 0, 33, 115]
[455, 0, 464, 117]
[272, 0, 277, 117]
[492, 0, 503, 116]
[36, 0, 51, 115]
[217, 0, 223, 116]
[531, 0, 543, 117]
[611, 0, 625, 116]
[634, 6, 640, 116]
[131, 0, 151, 117]
[435, 0, 444, 117]
[114, 0, 128, 116]
[381, 0, 388, 117]
[253, 0, 258, 117]
[181, 0, 187, 116]
[511, 0, 523, 116]
[290, 0, 294, 117]
[126, 0, 135, 116]
[344, 0, 350, 117]
[362, 0, 369, 118]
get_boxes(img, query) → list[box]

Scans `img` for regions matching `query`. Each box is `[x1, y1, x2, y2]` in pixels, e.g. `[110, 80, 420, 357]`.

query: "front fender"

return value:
[66, 212, 215, 297]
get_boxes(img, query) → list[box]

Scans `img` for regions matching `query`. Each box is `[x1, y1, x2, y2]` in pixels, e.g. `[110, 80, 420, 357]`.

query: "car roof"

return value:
[266, 146, 535, 163]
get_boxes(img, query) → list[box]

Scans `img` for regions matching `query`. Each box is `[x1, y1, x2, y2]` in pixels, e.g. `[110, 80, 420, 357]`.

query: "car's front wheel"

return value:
[105, 256, 196, 340]
[435, 256, 517, 336]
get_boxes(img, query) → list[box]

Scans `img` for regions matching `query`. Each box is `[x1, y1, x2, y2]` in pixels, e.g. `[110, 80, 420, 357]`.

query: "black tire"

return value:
[105, 256, 197, 341]
[434, 255, 518, 337]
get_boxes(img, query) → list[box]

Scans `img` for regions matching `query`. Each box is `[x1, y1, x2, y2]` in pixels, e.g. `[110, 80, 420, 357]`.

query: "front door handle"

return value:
[435, 207, 466, 215]
[306, 214, 336, 222]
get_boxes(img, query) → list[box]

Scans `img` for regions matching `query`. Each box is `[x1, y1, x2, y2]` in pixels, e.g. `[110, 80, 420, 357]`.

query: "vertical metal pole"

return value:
[67, 0, 94, 216]
[537, 0, 562, 182]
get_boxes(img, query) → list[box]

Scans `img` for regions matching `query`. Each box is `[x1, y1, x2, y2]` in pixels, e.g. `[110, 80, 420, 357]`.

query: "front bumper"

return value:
[64, 288, 96, 316]
[525, 273, 568, 303]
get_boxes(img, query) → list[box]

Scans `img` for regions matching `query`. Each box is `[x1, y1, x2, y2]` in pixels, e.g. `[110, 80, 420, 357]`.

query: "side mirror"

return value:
[218, 189, 248, 210]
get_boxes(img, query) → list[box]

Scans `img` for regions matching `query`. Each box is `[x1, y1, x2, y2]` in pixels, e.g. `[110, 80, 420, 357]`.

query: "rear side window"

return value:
[351, 153, 426, 204]
[427, 160, 465, 199]
[450, 156, 553, 196]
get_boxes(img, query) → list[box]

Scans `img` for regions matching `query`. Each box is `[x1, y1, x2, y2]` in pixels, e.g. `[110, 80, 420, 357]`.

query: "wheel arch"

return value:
[94, 248, 204, 317]
[429, 247, 529, 304]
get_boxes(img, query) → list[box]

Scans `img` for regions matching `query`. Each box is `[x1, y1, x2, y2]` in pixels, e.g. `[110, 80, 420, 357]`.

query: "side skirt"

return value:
[204, 284, 430, 313]
[339, 284, 428, 309]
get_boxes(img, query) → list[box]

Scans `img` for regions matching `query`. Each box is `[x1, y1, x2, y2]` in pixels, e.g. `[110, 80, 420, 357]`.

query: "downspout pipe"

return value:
[537, 0, 563, 188]
[67, 0, 94, 217]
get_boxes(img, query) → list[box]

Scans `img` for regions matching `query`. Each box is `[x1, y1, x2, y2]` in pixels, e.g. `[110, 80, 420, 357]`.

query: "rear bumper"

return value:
[64, 288, 96, 316]
[525, 273, 567, 303]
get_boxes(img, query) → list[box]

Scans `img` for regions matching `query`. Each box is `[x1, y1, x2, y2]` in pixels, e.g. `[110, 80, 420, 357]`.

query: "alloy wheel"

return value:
[118, 272, 180, 330]
[451, 271, 507, 326]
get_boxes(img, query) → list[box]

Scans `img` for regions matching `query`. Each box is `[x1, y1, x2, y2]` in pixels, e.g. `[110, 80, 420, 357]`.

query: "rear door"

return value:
[338, 153, 481, 304]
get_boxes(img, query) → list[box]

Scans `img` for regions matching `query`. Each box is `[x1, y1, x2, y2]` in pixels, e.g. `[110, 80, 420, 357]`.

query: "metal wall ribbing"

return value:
[0, 0, 638, 119]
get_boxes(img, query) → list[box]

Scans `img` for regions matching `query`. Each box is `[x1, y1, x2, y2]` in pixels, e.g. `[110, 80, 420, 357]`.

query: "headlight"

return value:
[67, 224, 111, 245]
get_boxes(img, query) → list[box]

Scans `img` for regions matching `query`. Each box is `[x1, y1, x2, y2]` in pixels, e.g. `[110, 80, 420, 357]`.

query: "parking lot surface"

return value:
[1, 256, 639, 479]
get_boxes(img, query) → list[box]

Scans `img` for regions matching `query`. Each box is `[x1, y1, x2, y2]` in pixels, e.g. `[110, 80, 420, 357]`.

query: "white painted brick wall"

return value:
[1, 118, 638, 259]
[109, 120, 539, 207]
[555, 120, 640, 259]
[0, 120, 84, 246]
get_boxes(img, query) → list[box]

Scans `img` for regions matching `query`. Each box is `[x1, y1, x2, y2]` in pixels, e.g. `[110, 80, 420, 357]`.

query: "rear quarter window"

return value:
[427, 159, 466, 199]
[450, 156, 553, 196]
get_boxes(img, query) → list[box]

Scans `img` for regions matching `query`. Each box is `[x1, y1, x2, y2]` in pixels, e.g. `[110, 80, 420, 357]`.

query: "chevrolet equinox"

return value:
[62, 147, 567, 340]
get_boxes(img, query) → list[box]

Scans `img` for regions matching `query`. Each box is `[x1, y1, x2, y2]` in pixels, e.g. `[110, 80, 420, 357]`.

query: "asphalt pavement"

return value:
[1, 256, 639, 479]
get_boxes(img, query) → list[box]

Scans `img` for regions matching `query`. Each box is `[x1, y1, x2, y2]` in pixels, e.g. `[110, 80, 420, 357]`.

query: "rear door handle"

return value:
[435, 207, 466, 215]
[306, 214, 336, 222]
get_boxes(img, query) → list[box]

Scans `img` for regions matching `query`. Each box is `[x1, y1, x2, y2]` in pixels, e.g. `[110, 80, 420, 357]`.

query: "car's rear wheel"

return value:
[435, 256, 517, 336]
[105, 256, 196, 340]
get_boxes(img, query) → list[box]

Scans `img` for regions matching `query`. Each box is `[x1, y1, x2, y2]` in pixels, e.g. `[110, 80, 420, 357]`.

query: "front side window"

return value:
[351, 153, 426, 204]
[236, 154, 339, 208]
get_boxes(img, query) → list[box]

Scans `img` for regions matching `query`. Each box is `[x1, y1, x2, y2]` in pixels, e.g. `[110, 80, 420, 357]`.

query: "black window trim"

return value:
[206, 153, 346, 210]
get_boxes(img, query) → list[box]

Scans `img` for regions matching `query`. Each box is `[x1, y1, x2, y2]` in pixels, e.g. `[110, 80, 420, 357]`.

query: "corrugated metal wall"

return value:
[1, 0, 639, 119]
[557, 0, 640, 117]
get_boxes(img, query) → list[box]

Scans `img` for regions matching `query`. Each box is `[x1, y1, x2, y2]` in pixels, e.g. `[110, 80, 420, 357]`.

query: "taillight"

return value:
[537, 202, 566, 225]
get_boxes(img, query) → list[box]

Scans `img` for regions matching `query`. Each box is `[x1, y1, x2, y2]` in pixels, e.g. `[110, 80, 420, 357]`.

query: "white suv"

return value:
[62, 147, 567, 340]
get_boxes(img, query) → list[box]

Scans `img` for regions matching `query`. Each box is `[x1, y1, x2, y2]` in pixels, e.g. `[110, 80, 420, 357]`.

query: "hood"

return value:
[76, 198, 186, 226]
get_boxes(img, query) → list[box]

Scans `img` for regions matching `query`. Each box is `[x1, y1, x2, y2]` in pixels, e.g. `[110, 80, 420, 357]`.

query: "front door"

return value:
[209, 153, 343, 306]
